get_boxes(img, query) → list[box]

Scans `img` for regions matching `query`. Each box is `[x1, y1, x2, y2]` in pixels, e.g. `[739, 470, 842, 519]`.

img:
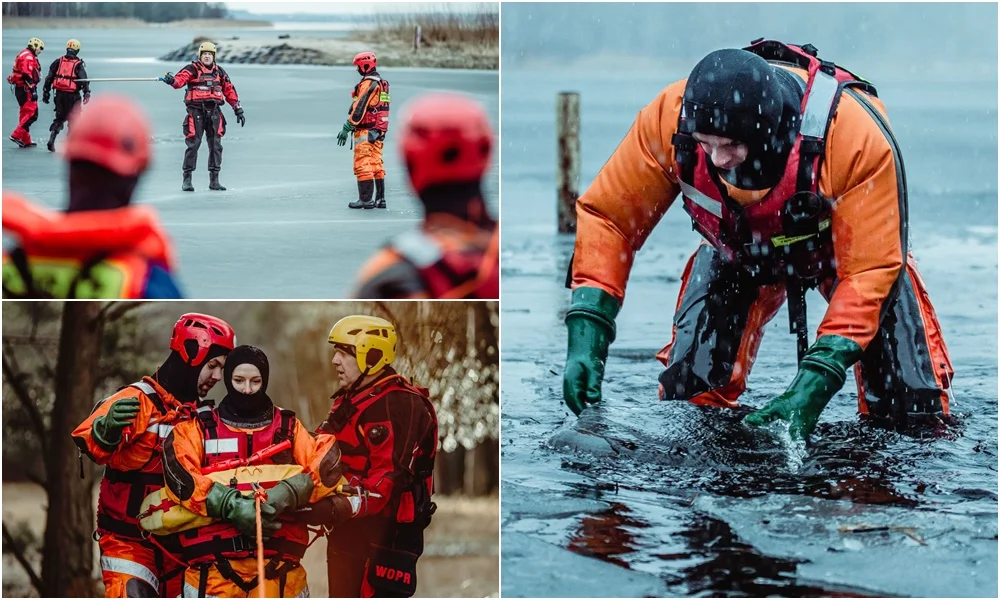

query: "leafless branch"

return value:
[1, 345, 49, 456]
[2, 522, 44, 594]
[96, 300, 147, 324]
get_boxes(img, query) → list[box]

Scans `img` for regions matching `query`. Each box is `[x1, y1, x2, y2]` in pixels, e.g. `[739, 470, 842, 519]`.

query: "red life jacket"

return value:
[176, 407, 309, 564]
[389, 229, 497, 299]
[352, 75, 390, 132]
[672, 39, 881, 287]
[1, 192, 177, 299]
[52, 56, 81, 92]
[317, 374, 437, 526]
[95, 380, 205, 539]
[184, 62, 226, 104]
[7, 49, 38, 88]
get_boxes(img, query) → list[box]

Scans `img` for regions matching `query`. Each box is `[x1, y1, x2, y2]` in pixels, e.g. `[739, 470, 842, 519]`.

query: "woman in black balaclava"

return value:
[218, 344, 274, 426]
[681, 48, 804, 190]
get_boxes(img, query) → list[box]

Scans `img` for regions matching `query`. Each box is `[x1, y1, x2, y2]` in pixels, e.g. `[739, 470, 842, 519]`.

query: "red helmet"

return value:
[400, 93, 493, 193]
[353, 51, 377, 74]
[62, 94, 151, 178]
[169, 313, 236, 367]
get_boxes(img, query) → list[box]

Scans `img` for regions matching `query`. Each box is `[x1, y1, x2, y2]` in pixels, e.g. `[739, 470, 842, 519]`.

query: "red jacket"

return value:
[8, 48, 40, 89]
[170, 61, 239, 107]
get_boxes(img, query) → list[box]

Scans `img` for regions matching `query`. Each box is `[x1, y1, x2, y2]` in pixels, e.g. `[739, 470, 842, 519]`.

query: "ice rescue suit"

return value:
[353, 215, 498, 299]
[316, 368, 438, 597]
[42, 52, 90, 141]
[168, 61, 240, 177]
[348, 73, 390, 182]
[162, 408, 344, 598]
[1, 192, 183, 299]
[570, 40, 953, 419]
[72, 378, 207, 598]
[8, 47, 41, 146]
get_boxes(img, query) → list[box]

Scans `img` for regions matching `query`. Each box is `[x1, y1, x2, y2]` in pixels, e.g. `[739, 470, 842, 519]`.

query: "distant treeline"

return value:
[1, 2, 228, 22]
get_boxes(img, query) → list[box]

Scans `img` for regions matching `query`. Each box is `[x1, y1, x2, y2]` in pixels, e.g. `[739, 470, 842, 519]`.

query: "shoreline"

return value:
[1, 17, 274, 29]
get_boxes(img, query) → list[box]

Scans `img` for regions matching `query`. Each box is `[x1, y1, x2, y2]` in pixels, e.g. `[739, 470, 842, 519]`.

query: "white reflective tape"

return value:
[101, 556, 159, 591]
[393, 231, 444, 268]
[151, 423, 174, 439]
[800, 70, 840, 138]
[203, 438, 239, 454]
[679, 180, 723, 218]
[183, 582, 217, 598]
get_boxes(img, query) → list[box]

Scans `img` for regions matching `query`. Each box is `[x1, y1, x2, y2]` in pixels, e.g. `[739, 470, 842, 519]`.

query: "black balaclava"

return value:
[682, 48, 803, 190]
[420, 182, 496, 230]
[218, 345, 273, 425]
[66, 48, 79, 59]
[66, 161, 138, 213]
[154, 343, 230, 405]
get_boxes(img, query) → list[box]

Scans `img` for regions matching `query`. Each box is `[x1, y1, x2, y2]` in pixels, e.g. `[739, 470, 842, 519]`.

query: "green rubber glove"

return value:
[92, 397, 141, 451]
[336, 122, 354, 147]
[264, 473, 314, 516]
[205, 482, 281, 540]
[744, 335, 863, 440]
[563, 286, 620, 415]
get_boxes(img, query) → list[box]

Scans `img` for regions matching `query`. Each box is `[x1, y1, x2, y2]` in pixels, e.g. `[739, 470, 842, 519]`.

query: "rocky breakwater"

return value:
[159, 37, 498, 70]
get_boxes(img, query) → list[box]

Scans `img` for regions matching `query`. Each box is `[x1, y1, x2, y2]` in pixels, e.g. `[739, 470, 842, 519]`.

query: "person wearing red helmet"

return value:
[41, 38, 90, 152]
[2, 94, 183, 299]
[338, 51, 391, 209]
[350, 92, 499, 299]
[160, 41, 244, 192]
[7, 37, 44, 148]
[72, 313, 236, 598]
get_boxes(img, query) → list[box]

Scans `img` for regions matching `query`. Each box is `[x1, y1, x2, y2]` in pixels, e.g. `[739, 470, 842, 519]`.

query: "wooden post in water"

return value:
[414, 25, 422, 51]
[557, 92, 580, 234]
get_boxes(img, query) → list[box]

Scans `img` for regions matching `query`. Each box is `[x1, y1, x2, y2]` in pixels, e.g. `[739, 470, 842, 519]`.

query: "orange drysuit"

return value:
[571, 61, 953, 416]
[72, 377, 201, 598]
[348, 75, 389, 181]
[162, 413, 345, 598]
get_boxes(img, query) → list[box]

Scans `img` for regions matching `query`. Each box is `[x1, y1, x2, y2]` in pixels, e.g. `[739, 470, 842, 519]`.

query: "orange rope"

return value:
[252, 482, 268, 599]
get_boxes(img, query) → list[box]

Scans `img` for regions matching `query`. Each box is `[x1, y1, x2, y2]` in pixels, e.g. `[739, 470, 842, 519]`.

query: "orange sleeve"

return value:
[290, 422, 346, 503]
[352, 249, 431, 299]
[815, 90, 905, 350]
[571, 79, 686, 303]
[71, 388, 156, 468]
[162, 419, 215, 516]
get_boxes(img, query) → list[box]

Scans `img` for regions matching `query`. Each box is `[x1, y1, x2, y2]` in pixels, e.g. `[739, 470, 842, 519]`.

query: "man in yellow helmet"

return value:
[42, 38, 90, 152]
[8, 37, 44, 147]
[161, 41, 244, 192]
[301, 315, 438, 597]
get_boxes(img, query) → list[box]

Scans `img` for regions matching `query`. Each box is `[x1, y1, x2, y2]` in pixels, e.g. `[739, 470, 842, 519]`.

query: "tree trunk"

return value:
[41, 301, 104, 597]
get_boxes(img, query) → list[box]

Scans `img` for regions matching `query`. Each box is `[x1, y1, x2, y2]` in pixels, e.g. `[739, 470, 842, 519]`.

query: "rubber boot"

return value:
[349, 179, 376, 209]
[46, 129, 58, 153]
[209, 172, 226, 191]
[181, 172, 194, 192]
[374, 178, 386, 209]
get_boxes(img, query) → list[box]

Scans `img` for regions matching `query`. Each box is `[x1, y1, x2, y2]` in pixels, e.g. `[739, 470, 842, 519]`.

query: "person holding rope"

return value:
[161, 345, 349, 598]
[41, 38, 90, 152]
[305, 315, 438, 597]
[72, 313, 236, 598]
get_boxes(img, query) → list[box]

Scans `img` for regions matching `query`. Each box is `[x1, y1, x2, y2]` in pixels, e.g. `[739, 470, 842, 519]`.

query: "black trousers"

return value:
[50, 91, 81, 133]
[182, 103, 226, 174]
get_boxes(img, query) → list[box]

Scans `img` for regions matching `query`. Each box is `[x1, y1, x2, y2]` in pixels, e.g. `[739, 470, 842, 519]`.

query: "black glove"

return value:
[234, 106, 245, 127]
[294, 495, 356, 529]
[82, 93, 90, 105]
[30, 88, 37, 102]
[42, 91, 50, 104]
[160, 72, 175, 86]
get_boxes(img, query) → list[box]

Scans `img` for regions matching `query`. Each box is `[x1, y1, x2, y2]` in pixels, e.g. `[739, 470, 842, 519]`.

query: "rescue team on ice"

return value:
[2, 37, 499, 300]
[72, 313, 437, 598]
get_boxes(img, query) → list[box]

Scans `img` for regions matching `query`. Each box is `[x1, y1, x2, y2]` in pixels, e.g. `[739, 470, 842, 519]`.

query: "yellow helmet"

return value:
[27, 38, 44, 53]
[66, 39, 81, 52]
[328, 315, 397, 373]
[198, 41, 217, 56]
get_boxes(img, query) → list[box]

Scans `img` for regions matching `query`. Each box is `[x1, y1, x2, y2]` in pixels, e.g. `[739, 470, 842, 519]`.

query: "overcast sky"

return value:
[226, 2, 496, 15]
